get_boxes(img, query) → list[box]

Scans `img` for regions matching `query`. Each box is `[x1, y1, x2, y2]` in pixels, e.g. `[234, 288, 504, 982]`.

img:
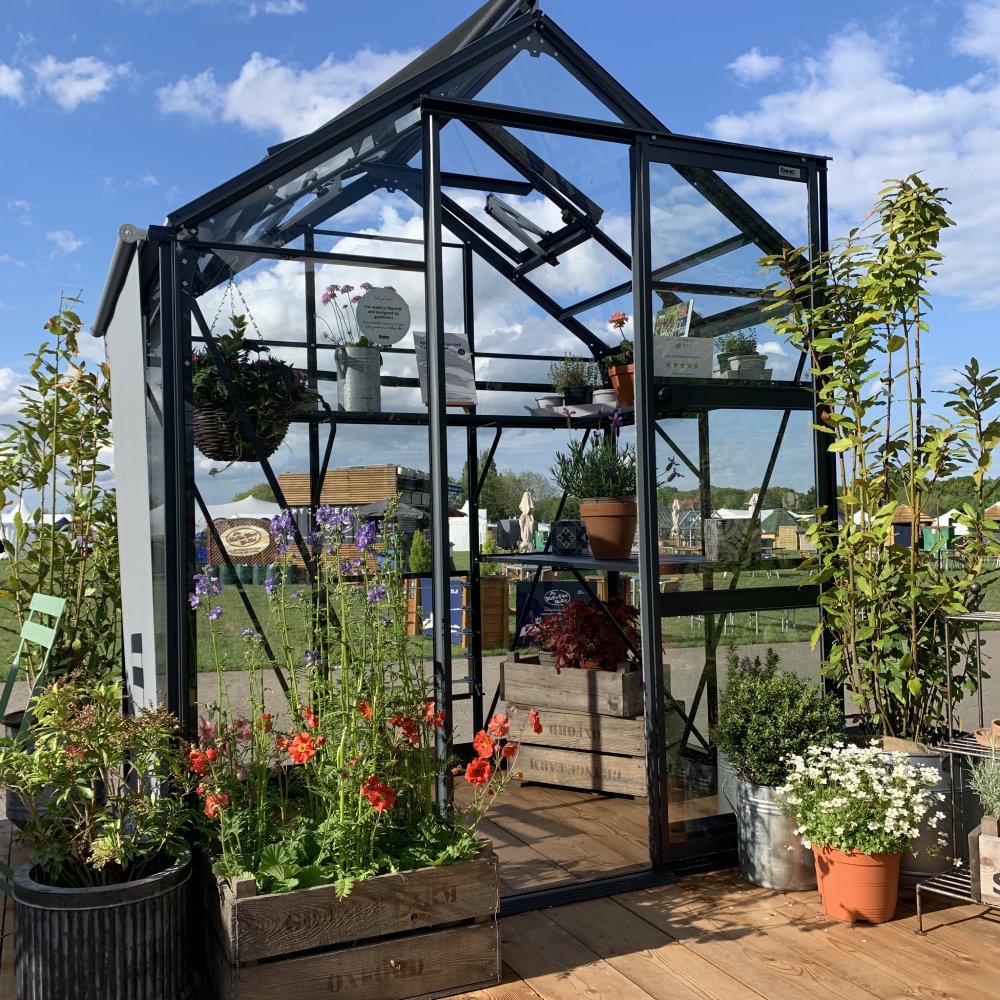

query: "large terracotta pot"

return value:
[579, 498, 637, 560]
[607, 364, 634, 407]
[812, 844, 902, 923]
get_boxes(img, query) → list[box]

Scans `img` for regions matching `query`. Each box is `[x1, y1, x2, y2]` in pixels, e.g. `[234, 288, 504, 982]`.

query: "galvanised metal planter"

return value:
[13, 851, 192, 1000]
[736, 778, 815, 891]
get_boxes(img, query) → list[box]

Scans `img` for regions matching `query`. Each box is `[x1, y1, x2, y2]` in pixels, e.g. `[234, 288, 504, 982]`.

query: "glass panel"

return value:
[661, 616, 823, 848]
[647, 160, 811, 386]
[432, 30, 629, 123]
[655, 410, 818, 588]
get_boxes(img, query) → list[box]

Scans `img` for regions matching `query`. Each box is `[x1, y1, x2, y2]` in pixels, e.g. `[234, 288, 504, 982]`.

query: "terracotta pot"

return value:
[607, 364, 634, 407]
[812, 845, 901, 923]
[579, 498, 637, 560]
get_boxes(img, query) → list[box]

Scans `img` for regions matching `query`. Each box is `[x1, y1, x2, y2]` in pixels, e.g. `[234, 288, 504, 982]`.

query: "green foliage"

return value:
[551, 413, 636, 500]
[0, 677, 197, 888]
[232, 483, 278, 503]
[548, 355, 600, 393]
[715, 329, 758, 356]
[191, 314, 309, 449]
[408, 528, 432, 574]
[0, 297, 121, 682]
[764, 174, 1000, 742]
[711, 646, 844, 786]
[480, 529, 500, 575]
[970, 753, 1000, 817]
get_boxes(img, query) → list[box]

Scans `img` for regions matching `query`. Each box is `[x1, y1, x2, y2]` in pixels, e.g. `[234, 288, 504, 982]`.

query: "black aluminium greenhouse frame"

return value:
[94, 0, 833, 913]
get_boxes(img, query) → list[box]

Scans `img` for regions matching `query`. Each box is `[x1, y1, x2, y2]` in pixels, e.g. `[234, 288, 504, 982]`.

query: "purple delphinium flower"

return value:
[264, 577, 275, 597]
[316, 504, 334, 526]
[356, 520, 378, 552]
[367, 584, 387, 603]
[208, 606, 223, 621]
[188, 593, 200, 610]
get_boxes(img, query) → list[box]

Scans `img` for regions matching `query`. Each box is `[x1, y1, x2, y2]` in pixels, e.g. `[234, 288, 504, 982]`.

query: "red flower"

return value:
[258, 712, 273, 733]
[392, 715, 420, 746]
[275, 735, 290, 750]
[465, 758, 492, 786]
[301, 704, 317, 729]
[609, 311, 628, 330]
[204, 747, 218, 763]
[487, 714, 509, 739]
[422, 700, 446, 729]
[358, 700, 373, 721]
[528, 709, 542, 735]
[188, 749, 208, 776]
[196, 784, 205, 795]
[204, 792, 229, 819]
[361, 775, 397, 812]
[64, 744, 86, 762]
[288, 732, 317, 764]
[501, 743, 519, 759]
[472, 730, 494, 759]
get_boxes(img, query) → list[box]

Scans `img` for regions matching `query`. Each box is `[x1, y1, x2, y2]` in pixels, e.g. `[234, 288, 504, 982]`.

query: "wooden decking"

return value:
[5, 792, 1000, 1000]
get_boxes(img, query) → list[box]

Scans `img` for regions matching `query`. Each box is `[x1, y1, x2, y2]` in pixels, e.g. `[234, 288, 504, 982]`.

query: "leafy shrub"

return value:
[711, 646, 844, 786]
[715, 330, 758, 356]
[548, 355, 599, 393]
[408, 528, 432, 574]
[523, 597, 639, 671]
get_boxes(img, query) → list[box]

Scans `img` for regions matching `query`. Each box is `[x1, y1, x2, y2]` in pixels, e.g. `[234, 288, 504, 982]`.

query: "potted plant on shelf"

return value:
[523, 597, 640, 671]
[320, 281, 385, 412]
[548, 354, 599, 406]
[602, 310, 635, 406]
[766, 175, 1000, 884]
[713, 329, 768, 380]
[711, 646, 844, 891]
[779, 742, 945, 923]
[967, 751, 1000, 903]
[0, 677, 198, 1000]
[192, 313, 309, 461]
[550, 409, 636, 559]
[190, 502, 536, 997]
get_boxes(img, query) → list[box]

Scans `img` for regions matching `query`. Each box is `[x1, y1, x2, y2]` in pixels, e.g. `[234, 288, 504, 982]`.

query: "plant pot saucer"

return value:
[526, 404, 633, 418]
[974, 727, 1000, 749]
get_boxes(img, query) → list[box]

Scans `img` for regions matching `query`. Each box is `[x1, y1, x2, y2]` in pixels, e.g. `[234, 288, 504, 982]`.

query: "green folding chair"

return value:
[0, 592, 66, 737]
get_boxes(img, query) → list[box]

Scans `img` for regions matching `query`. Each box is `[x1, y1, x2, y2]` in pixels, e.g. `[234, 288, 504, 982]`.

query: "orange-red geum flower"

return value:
[361, 775, 397, 812]
[357, 700, 373, 721]
[472, 730, 495, 759]
[204, 791, 230, 819]
[487, 714, 509, 738]
[465, 758, 492, 786]
[288, 732, 318, 764]
[528, 708, 543, 735]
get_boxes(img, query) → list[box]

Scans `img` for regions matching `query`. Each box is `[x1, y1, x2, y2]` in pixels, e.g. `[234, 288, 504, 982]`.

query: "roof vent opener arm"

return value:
[484, 193, 555, 263]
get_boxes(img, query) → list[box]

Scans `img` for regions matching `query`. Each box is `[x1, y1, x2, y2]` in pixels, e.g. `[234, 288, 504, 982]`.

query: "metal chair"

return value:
[0, 592, 67, 736]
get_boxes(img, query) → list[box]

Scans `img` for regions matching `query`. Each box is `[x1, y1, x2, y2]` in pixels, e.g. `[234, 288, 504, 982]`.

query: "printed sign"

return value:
[356, 287, 411, 346]
[413, 331, 478, 407]
[219, 523, 271, 558]
[652, 335, 713, 378]
[654, 300, 694, 338]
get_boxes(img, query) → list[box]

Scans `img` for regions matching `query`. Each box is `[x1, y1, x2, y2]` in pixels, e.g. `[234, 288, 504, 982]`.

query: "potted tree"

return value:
[779, 742, 946, 923]
[548, 354, 600, 406]
[766, 175, 1000, 885]
[711, 646, 844, 891]
[550, 410, 636, 559]
[192, 313, 309, 461]
[0, 677, 198, 1000]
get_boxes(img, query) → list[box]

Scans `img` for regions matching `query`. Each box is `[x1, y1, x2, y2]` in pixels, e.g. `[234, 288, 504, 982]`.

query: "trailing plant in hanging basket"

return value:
[192, 314, 310, 462]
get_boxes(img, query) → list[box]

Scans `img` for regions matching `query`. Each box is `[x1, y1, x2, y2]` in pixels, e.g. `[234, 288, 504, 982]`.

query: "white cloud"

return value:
[48, 230, 84, 253]
[708, 13, 1000, 311]
[0, 367, 24, 416]
[157, 47, 420, 140]
[7, 198, 31, 225]
[0, 253, 26, 268]
[727, 47, 783, 86]
[33, 55, 130, 110]
[0, 63, 24, 103]
[953, 1, 1000, 64]
[249, 0, 305, 15]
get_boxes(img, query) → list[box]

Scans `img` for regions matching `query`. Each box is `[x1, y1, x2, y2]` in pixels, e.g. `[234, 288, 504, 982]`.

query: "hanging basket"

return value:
[192, 405, 290, 462]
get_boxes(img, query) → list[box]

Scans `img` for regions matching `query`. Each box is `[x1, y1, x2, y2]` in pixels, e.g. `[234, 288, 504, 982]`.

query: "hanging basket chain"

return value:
[205, 276, 264, 341]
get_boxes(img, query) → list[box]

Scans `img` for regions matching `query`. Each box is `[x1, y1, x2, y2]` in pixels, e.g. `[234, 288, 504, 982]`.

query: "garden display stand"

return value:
[915, 610, 1000, 934]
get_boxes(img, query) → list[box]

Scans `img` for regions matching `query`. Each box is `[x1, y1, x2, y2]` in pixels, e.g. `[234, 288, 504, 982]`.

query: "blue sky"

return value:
[1, 0, 999, 502]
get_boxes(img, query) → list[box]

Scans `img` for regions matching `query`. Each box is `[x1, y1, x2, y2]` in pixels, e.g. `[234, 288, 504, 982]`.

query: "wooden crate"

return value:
[978, 816, 1000, 906]
[202, 851, 500, 1000]
[501, 653, 643, 718]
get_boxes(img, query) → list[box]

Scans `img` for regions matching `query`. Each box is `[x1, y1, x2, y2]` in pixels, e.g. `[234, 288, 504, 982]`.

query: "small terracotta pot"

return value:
[812, 845, 902, 924]
[607, 364, 634, 407]
[991, 718, 1000, 741]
